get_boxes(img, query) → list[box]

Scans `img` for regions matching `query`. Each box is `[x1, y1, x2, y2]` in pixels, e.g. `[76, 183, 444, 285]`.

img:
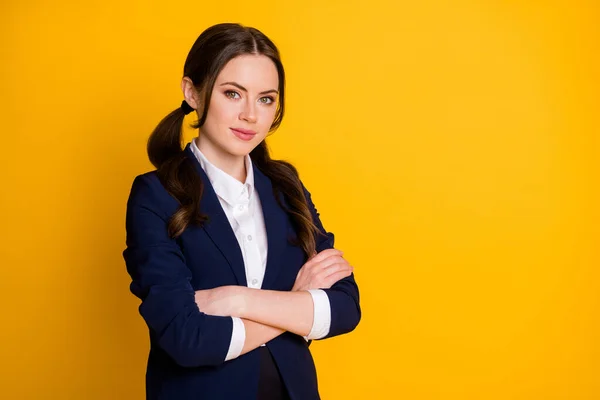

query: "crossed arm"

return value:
[124, 174, 360, 367]
[194, 248, 352, 356]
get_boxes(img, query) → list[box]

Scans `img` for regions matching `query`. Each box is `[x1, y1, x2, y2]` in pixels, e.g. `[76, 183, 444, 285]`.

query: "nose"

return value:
[239, 100, 257, 123]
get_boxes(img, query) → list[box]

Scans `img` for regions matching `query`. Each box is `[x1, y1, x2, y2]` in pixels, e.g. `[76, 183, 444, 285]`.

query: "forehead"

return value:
[216, 54, 279, 90]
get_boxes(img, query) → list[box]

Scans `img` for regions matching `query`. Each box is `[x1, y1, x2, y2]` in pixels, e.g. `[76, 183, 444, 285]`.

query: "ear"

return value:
[181, 77, 200, 110]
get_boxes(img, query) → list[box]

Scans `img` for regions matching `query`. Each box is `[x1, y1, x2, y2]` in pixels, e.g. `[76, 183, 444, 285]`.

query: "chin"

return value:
[231, 138, 264, 153]
[225, 143, 256, 158]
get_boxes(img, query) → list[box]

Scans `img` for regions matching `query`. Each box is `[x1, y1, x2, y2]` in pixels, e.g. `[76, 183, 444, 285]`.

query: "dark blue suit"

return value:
[123, 144, 361, 399]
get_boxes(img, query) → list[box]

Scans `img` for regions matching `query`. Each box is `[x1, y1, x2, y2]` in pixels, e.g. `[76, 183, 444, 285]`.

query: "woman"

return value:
[123, 23, 361, 400]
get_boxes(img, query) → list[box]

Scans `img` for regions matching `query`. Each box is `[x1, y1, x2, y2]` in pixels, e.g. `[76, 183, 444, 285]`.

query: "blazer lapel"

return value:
[253, 163, 289, 290]
[184, 144, 247, 286]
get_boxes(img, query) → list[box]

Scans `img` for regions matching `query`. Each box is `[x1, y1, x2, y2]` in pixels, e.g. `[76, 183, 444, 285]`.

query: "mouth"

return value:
[230, 128, 257, 142]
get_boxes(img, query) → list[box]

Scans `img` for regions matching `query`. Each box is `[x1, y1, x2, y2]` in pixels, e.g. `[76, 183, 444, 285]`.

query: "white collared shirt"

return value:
[190, 140, 331, 361]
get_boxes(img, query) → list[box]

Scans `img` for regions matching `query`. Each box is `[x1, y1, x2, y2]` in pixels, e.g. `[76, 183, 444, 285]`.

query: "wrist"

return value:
[233, 286, 250, 318]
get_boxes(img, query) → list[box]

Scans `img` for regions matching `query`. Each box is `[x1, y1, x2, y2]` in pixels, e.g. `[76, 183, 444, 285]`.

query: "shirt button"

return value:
[247, 234, 252, 241]
[252, 278, 258, 285]
[238, 205, 244, 211]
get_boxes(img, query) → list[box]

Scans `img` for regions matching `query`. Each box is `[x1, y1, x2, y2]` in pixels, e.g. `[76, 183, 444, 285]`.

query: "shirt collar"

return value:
[190, 139, 255, 206]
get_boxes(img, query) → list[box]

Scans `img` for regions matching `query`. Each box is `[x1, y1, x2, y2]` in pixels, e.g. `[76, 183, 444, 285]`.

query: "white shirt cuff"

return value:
[224, 317, 245, 361]
[305, 289, 331, 340]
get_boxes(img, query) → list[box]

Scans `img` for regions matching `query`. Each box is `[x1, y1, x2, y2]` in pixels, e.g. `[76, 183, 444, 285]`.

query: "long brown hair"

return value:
[147, 23, 321, 258]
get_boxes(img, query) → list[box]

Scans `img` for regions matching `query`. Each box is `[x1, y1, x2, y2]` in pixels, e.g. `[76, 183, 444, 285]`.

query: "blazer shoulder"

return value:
[131, 170, 158, 186]
[129, 170, 162, 197]
[127, 171, 179, 216]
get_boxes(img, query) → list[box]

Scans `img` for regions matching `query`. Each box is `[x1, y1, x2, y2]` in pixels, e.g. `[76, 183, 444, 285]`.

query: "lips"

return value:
[231, 128, 257, 135]
[230, 128, 257, 142]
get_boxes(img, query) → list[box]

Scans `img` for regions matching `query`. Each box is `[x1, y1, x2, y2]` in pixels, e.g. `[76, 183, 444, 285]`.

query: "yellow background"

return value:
[1, 0, 599, 399]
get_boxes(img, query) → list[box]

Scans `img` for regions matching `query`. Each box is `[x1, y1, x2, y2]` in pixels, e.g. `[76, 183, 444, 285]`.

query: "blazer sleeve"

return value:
[302, 183, 362, 339]
[122, 174, 233, 367]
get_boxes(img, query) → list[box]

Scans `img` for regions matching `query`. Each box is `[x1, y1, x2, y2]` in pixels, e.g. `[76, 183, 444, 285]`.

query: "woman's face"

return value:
[197, 54, 279, 167]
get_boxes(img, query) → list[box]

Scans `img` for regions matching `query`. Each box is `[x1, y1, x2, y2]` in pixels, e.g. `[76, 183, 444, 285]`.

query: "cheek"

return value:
[259, 106, 278, 127]
[207, 97, 238, 125]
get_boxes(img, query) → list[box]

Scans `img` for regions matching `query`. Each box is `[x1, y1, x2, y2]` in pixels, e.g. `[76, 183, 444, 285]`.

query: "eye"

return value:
[259, 96, 275, 105]
[224, 90, 240, 99]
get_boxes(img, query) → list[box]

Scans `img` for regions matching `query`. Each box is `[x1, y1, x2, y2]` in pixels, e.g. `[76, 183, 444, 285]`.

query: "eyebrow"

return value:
[220, 81, 278, 95]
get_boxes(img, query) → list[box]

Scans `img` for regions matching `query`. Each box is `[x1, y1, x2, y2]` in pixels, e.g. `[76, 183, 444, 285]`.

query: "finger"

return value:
[307, 248, 343, 265]
[310, 255, 348, 271]
[312, 262, 351, 286]
[322, 269, 353, 287]
[309, 254, 346, 271]
[319, 264, 352, 283]
[306, 249, 341, 266]
[322, 262, 353, 278]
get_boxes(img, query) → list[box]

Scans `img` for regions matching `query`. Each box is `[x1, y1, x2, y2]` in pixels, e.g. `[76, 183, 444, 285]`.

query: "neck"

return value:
[194, 136, 247, 183]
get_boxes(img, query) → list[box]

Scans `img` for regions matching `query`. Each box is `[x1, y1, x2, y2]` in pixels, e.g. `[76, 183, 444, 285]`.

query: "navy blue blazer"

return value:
[123, 144, 361, 400]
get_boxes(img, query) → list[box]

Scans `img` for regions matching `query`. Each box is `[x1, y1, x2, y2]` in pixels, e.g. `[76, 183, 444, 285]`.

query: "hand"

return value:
[292, 248, 353, 292]
[194, 286, 245, 317]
